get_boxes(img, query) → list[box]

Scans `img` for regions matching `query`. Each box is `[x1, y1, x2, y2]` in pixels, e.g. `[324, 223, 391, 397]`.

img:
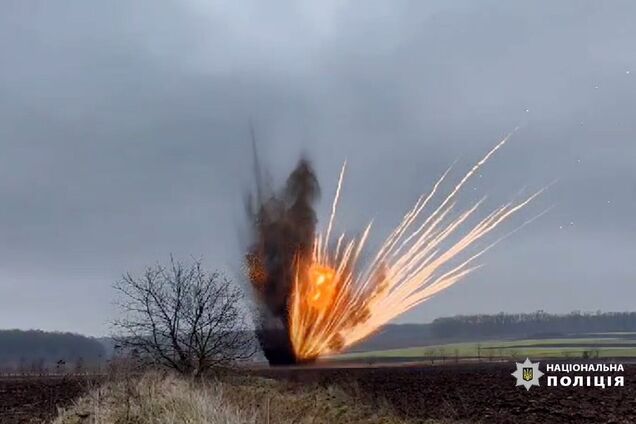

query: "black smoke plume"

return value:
[245, 135, 320, 365]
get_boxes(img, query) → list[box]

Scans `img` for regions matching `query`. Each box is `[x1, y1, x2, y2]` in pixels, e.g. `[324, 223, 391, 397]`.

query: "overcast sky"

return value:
[1, 1, 635, 336]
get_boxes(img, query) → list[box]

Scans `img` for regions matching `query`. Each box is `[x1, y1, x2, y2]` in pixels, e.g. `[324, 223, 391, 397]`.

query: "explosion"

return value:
[247, 132, 541, 364]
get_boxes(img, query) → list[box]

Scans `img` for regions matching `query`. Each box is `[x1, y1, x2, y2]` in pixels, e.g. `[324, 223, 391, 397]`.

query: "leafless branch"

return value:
[112, 257, 256, 376]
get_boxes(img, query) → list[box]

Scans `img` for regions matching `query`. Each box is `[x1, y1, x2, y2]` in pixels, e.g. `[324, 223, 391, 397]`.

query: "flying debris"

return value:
[246, 132, 541, 364]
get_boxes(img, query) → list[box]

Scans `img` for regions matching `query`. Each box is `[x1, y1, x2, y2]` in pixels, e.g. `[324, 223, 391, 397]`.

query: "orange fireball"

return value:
[306, 264, 336, 310]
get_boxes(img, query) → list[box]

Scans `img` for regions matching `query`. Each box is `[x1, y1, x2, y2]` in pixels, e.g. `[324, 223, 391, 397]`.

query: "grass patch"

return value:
[222, 375, 414, 423]
[54, 372, 253, 424]
[54, 371, 450, 424]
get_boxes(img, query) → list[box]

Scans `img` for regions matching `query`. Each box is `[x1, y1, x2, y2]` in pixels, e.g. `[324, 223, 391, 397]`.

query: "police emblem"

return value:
[523, 367, 533, 381]
[512, 358, 544, 390]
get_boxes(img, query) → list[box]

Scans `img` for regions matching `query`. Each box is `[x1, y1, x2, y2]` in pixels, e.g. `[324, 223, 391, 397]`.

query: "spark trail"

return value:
[289, 133, 542, 360]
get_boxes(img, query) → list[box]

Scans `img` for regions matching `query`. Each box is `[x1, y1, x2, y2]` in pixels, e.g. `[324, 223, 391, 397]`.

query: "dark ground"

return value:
[2, 363, 634, 423]
[0, 376, 97, 424]
[251, 361, 636, 424]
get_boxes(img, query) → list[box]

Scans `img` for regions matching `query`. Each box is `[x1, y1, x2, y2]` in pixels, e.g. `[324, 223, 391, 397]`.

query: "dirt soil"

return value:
[251, 361, 636, 424]
[2, 363, 634, 423]
[0, 376, 97, 424]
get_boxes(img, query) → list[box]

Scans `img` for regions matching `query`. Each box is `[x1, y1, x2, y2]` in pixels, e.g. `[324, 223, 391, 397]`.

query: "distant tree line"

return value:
[351, 323, 433, 352]
[0, 329, 105, 373]
[430, 311, 636, 339]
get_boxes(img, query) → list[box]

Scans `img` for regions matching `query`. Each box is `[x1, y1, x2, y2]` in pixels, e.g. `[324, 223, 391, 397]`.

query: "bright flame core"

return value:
[307, 264, 337, 309]
[289, 133, 543, 360]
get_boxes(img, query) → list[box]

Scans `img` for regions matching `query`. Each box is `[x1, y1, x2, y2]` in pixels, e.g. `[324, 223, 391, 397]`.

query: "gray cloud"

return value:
[0, 0, 635, 335]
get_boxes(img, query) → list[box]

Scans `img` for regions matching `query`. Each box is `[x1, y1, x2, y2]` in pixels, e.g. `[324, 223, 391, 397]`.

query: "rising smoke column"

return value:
[245, 153, 320, 365]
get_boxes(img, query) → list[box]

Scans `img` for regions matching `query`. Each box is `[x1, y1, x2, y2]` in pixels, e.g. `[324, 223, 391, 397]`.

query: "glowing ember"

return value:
[289, 133, 543, 360]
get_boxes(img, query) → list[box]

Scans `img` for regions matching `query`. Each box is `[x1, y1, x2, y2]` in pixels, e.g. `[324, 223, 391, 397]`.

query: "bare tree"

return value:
[113, 257, 255, 376]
